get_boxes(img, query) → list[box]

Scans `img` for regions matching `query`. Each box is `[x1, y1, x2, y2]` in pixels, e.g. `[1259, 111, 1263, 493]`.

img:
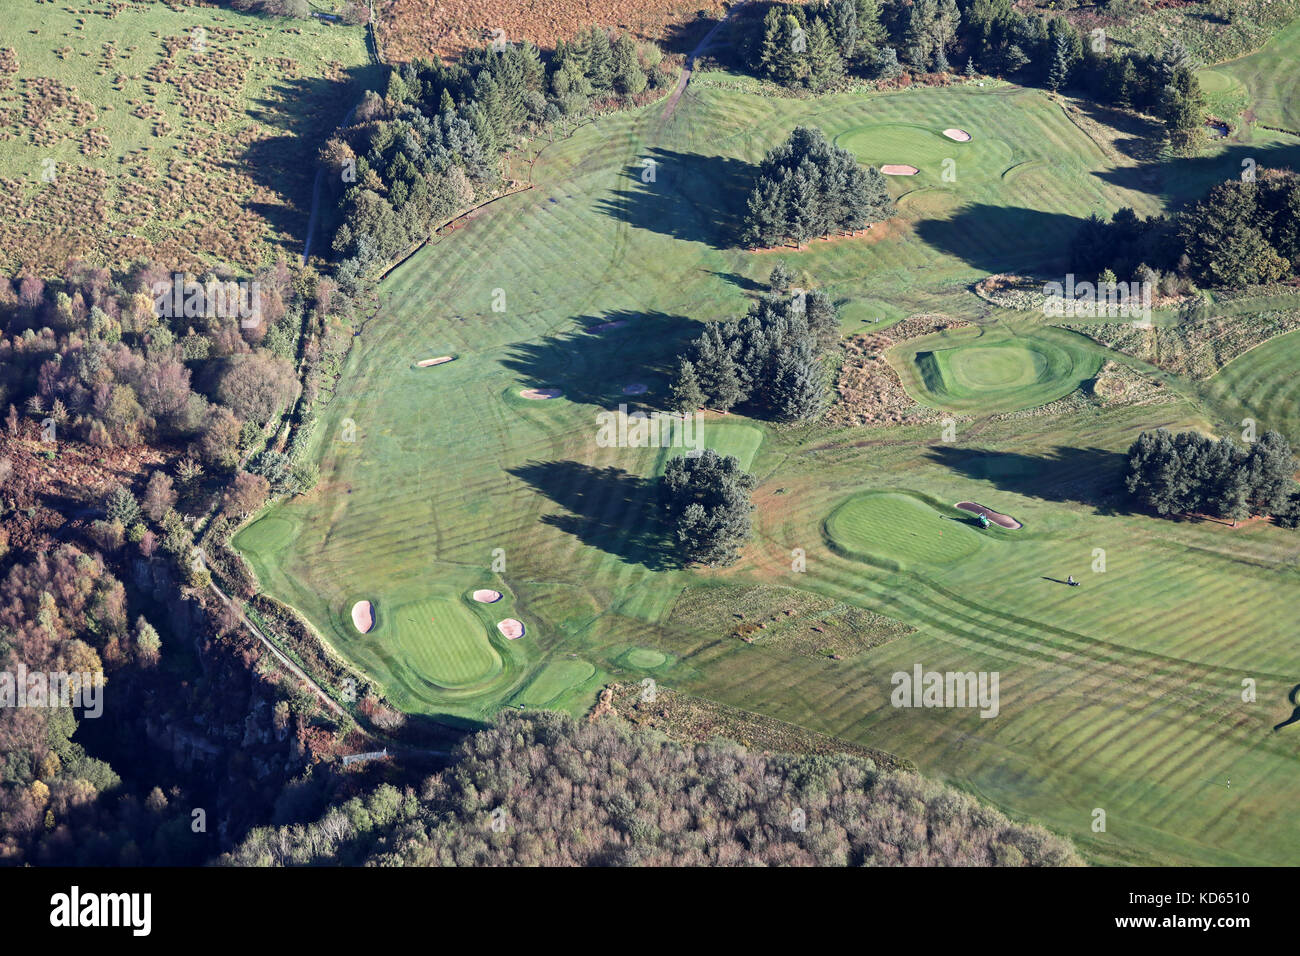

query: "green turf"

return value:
[1204, 17, 1300, 130]
[826, 491, 988, 568]
[893, 324, 1104, 413]
[233, 76, 1300, 865]
[1205, 327, 1300, 445]
[381, 597, 501, 689]
[513, 659, 597, 706]
[623, 647, 668, 668]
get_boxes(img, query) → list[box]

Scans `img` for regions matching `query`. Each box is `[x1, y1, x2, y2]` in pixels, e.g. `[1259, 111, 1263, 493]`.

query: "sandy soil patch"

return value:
[351, 601, 375, 633]
[417, 356, 454, 367]
[881, 164, 920, 176]
[520, 387, 563, 400]
[472, 589, 502, 603]
[497, 618, 526, 640]
[942, 128, 972, 142]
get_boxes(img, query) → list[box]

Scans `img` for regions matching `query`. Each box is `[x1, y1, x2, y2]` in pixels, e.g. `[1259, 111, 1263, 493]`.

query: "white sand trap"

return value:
[351, 601, 374, 634]
[590, 320, 628, 333]
[472, 589, 502, 604]
[881, 164, 920, 176]
[943, 128, 972, 142]
[497, 618, 525, 640]
[623, 383, 648, 395]
[520, 387, 563, 400]
[417, 356, 454, 367]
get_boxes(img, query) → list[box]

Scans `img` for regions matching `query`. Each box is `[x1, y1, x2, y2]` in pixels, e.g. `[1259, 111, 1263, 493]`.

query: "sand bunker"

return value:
[623, 383, 648, 395]
[520, 388, 563, 400]
[956, 501, 1022, 529]
[351, 600, 375, 633]
[417, 356, 454, 367]
[943, 128, 972, 142]
[497, 618, 526, 640]
[590, 320, 628, 333]
[472, 589, 502, 604]
[881, 164, 920, 176]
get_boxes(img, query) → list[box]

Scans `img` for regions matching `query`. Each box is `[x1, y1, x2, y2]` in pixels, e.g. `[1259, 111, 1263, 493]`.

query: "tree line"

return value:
[730, 1, 1205, 151]
[1072, 169, 1300, 291]
[1125, 428, 1300, 525]
[323, 29, 667, 285]
[222, 710, 1083, 866]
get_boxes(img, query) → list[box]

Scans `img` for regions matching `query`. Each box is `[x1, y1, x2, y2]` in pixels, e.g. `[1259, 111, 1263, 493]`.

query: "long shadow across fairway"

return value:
[927, 445, 1133, 513]
[509, 461, 674, 570]
[501, 309, 703, 408]
[595, 148, 758, 249]
[1094, 140, 1300, 205]
[912, 205, 1085, 278]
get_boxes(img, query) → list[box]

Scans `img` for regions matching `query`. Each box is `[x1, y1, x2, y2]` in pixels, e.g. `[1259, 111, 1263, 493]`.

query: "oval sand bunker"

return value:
[942, 128, 972, 142]
[520, 388, 563, 400]
[623, 383, 648, 395]
[472, 589, 502, 604]
[881, 164, 920, 176]
[497, 618, 526, 640]
[417, 356, 454, 367]
[351, 600, 375, 633]
[956, 501, 1021, 529]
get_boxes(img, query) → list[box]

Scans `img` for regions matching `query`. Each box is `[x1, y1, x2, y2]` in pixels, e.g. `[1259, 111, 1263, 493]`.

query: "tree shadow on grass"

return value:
[1093, 140, 1300, 206]
[912, 205, 1087, 280]
[500, 309, 704, 408]
[509, 460, 674, 570]
[926, 445, 1133, 514]
[595, 147, 757, 249]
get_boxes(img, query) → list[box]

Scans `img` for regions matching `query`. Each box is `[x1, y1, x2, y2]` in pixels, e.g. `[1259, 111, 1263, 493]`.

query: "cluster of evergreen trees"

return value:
[1125, 428, 1299, 524]
[662, 449, 759, 567]
[735, 1, 1204, 151]
[326, 32, 661, 284]
[672, 266, 840, 423]
[1071, 170, 1300, 290]
[741, 126, 895, 248]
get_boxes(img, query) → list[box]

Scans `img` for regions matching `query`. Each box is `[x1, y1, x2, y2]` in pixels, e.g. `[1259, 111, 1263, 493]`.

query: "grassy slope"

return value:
[235, 78, 1300, 865]
[1200, 16, 1300, 130]
[0, 0, 370, 272]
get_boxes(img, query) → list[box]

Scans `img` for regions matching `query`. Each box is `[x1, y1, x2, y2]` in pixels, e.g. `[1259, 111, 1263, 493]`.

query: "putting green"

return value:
[836, 122, 1013, 185]
[624, 647, 667, 669]
[385, 597, 502, 689]
[894, 326, 1103, 414]
[826, 491, 985, 568]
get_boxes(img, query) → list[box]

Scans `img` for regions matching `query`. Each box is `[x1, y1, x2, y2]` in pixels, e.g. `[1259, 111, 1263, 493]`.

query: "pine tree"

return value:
[875, 46, 902, 82]
[1046, 35, 1070, 92]
[671, 359, 706, 413]
[806, 18, 845, 90]
[964, 57, 977, 78]
[770, 336, 828, 422]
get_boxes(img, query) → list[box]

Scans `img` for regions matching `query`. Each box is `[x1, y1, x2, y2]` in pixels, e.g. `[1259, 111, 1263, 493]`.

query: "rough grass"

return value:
[1200, 14, 1300, 130]
[0, 0, 370, 273]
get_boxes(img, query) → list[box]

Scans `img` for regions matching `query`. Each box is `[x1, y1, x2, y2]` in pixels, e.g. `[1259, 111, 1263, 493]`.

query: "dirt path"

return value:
[660, 1, 749, 123]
